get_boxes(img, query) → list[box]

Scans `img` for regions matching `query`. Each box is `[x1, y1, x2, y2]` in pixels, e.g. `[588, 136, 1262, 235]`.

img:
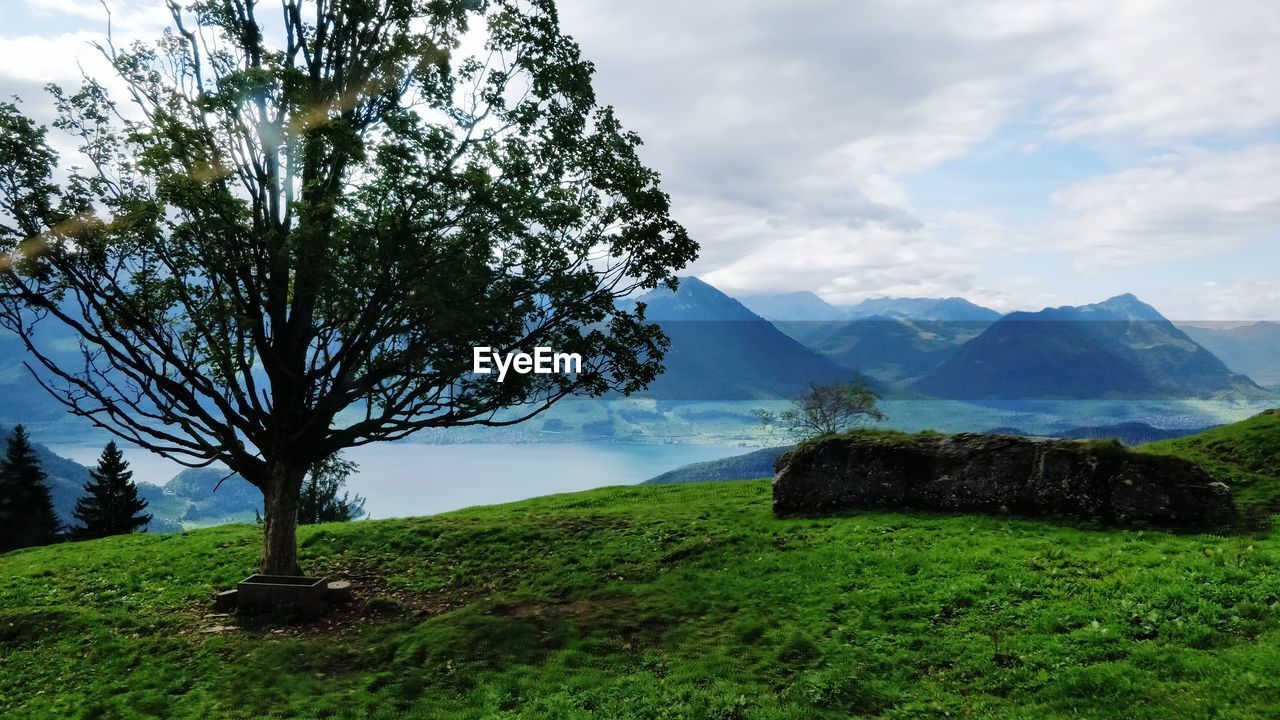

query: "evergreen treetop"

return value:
[73, 441, 151, 540]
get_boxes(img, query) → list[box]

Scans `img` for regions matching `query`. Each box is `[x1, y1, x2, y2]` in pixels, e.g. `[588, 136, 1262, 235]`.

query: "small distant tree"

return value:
[755, 382, 885, 441]
[0, 425, 61, 550]
[298, 453, 366, 525]
[72, 441, 151, 540]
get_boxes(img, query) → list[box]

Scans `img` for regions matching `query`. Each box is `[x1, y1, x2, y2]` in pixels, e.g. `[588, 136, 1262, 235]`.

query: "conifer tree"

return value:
[0, 425, 61, 550]
[72, 441, 151, 540]
[298, 454, 366, 525]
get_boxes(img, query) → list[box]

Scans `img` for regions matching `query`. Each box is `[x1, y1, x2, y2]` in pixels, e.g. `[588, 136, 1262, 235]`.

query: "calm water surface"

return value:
[46, 441, 749, 518]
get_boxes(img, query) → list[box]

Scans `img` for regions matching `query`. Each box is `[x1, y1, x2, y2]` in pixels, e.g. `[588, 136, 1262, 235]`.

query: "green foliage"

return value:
[786, 428, 935, 459]
[0, 425, 61, 550]
[298, 453, 365, 525]
[1078, 437, 1128, 458]
[756, 382, 885, 441]
[6, 480, 1280, 717]
[643, 446, 790, 485]
[71, 441, 151, 540]
[0, 0, 696, 573]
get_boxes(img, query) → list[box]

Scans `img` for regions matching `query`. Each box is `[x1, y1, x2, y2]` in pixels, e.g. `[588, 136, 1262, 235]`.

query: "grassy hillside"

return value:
[6, 481, 1280, 719]
[1142, 409, 1280, 513]
[643, 445, 789, 485]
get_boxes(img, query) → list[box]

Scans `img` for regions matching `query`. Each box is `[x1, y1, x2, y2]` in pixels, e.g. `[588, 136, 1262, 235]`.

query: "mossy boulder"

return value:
[773, 432, 1237, 528]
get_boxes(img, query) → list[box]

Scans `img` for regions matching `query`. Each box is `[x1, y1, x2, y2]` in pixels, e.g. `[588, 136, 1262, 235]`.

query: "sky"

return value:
[2, 1, 1279, 320]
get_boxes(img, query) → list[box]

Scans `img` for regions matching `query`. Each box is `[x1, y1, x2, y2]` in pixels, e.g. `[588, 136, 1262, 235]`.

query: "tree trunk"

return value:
[260, 462, 306, 576]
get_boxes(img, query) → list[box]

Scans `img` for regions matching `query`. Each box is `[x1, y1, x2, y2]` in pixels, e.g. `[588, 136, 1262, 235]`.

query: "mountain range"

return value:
[844, 297, 1003, 322]
[780, 317, 992, 385]
[913, 295, 1271, 401]
[0, 329, 80, 424]
[743, 294, 1003, 386]
[2, 279, 1276, 435]
[691, 289, 1008, 388]
[1180, 322, 1280, 388]
[738, 292, 1002, 323]
[700, 283, 1277, 403]
[736, 291, 850, 322]
[623, 277, 867, 399]
[643, 446, 790, 485]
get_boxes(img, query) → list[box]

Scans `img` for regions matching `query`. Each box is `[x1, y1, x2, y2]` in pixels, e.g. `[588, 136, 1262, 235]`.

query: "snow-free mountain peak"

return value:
[628, 276, 762, 322]
[735, 291, 848, 321]
[846, 296, 1003, 322]
[915, 295, 1271, 400]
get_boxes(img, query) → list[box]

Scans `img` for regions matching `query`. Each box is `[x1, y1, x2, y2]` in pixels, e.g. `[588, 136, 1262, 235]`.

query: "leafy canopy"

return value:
[756, 382, 886, 441]
[0, 0, 696, 485]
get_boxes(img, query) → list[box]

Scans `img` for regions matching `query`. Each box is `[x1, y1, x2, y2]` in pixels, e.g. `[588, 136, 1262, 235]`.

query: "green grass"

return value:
[5, 479, 1280, 719]
[1142, 409, 1280, 513]
[797, 427, 946, 446]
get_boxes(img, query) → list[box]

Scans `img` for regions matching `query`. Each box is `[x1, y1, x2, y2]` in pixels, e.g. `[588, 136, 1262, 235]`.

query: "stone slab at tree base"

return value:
[214, 577, 357, 613]
[213, 589, 239, 613]
[235, 575, 330, 613]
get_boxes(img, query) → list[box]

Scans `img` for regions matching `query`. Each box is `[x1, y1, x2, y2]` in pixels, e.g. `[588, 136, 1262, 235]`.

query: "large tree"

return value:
[0, 0, 695, 575]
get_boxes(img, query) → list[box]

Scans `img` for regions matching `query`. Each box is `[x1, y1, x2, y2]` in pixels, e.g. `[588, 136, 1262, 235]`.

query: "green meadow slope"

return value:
[1141, 409, 1280, 513]
[5, 478, 1280, 719]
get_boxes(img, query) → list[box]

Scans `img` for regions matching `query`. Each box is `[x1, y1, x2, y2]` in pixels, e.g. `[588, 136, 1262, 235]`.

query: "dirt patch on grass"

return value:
[488, 595, 673, 648]
[186, 565, 478, 639]
[490, 596, 628, 621]
[542, 515, 634, 536]
[0, 607, 91, 647]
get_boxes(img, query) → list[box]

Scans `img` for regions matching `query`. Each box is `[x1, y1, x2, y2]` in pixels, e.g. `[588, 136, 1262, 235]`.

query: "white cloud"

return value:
[1, 0, 1277, 314]
[1042, 0, 1280, 140]
[830, 79, 1016, 177]
[0, 33, 114, 85]
[700, 218, 980, 303]
[0, 1, 171, 121]
[554, 0, 1280, 306]
[1051, 146, 1280, 269]
[1185, 282, 1280, 322]
[21, 0, 170, 31]
[933, 211, 1036, 253]
[24, 0, 108, 21]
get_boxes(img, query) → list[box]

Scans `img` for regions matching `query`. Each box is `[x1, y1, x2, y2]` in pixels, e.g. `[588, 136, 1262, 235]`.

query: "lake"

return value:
[45, 441, 751, 519]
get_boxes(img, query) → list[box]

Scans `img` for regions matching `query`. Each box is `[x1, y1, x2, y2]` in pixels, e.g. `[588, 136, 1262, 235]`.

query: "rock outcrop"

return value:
[773, 432, 1236, 528]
